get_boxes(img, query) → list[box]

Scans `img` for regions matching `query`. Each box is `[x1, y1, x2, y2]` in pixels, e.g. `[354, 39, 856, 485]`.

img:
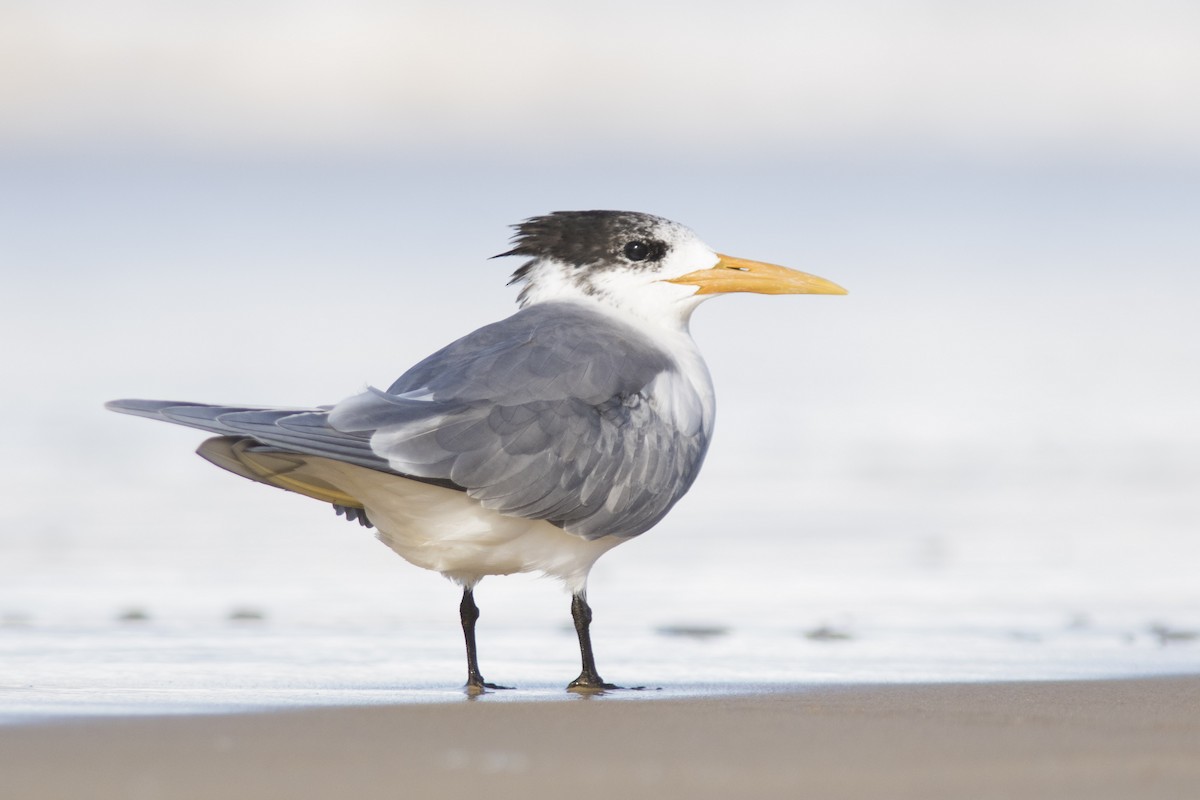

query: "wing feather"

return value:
[107, 400, 393, 474]
[109, 301, 711, 540]
[328, 302, 710, 538]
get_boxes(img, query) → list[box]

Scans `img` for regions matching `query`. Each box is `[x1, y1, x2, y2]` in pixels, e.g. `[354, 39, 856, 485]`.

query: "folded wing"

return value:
[329, 302, 709, 539]
[108, 302, 710, 540]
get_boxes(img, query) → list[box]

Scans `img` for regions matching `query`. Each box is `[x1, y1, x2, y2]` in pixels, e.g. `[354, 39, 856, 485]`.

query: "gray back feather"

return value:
[329, 302, 710, 539]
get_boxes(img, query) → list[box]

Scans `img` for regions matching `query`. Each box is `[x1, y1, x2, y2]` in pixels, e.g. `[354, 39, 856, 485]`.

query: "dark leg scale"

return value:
[460, 587, 512, 692]
[567, 592, 622, 692]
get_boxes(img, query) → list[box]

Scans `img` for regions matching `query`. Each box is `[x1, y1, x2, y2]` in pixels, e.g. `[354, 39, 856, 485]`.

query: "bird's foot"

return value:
[464, 679, 514, 695]
[567, 680, 617, 693]
[567, 672, 646, 693]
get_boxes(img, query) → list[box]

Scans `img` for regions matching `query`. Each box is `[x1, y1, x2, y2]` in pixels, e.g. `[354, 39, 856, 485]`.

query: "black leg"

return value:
[567, 592, 618, 691]
[460, 587, 511, 692]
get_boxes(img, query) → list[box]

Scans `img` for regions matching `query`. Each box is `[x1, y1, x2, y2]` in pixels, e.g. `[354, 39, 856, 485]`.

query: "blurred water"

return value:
[1, 156, 1198, 720]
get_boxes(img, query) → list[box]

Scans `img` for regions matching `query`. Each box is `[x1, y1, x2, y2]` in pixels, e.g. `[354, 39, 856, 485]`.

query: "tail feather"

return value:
[198, 436, 373, 528]
[196, 436, 362, 505]
[107, 398, 439, 528]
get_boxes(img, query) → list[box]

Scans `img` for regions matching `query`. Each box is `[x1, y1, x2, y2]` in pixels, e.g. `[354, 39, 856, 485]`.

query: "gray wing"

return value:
[104, 399, 392, 475]
[328, 302, 710, 539]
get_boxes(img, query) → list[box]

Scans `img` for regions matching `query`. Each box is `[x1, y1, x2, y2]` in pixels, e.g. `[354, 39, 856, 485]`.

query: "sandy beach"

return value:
[2, 677, 1197, 799]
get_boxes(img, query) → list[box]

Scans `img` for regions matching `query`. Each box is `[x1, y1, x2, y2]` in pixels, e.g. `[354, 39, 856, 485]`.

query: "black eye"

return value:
[623, 241, 650, 261]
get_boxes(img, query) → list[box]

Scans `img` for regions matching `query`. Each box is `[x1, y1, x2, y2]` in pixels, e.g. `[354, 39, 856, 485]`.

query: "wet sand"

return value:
[2, 677, 1198, 799]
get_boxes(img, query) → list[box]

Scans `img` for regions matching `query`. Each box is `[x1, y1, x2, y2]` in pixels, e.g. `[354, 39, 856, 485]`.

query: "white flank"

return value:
[303, 457, 624, 593]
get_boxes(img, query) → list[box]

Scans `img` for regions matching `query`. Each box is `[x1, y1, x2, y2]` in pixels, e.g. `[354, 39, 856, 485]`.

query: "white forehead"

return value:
[649, 218, 720, 278]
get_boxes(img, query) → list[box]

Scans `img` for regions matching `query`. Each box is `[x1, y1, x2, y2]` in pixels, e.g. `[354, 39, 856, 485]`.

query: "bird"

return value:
[107, 210, 846, 692]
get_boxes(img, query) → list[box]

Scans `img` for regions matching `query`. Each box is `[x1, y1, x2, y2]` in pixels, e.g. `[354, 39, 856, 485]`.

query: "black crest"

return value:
[496, 211, 670, 270]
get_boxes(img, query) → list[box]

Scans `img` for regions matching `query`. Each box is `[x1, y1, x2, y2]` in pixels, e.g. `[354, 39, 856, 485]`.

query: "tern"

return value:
[107, 210, 846, 692]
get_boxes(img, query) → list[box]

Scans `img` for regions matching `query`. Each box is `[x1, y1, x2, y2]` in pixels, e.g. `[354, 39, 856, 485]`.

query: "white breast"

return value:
[648, 327, 716, 440]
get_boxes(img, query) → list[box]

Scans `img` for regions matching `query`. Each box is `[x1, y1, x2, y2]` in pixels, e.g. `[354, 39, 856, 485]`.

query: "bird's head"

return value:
[497, 211, 845, 326]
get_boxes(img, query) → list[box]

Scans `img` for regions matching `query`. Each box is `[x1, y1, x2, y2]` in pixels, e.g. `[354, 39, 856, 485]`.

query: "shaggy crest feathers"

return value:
[495, 211, 675, 302]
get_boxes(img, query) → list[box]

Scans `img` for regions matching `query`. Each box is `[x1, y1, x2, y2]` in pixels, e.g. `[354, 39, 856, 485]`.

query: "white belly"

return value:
[308, 458, 624, 592]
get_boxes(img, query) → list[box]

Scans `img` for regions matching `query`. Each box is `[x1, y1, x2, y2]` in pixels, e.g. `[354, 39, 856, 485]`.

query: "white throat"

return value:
[517, 248, 720, 334]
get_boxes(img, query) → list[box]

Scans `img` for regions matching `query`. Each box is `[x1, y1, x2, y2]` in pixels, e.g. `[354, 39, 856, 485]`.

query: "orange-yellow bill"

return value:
[666, 253, 847, 296]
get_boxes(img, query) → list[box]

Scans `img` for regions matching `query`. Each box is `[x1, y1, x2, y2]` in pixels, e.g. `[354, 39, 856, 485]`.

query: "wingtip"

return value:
[105, 398, 139, 413]
[104, 398, 201, 416]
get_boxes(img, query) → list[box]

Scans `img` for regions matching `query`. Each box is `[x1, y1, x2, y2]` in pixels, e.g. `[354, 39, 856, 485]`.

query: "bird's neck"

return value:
[517, 263, 707, 336]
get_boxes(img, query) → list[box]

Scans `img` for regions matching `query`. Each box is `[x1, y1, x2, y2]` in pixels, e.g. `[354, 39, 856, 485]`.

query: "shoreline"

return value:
[3, 676, 1198, 799]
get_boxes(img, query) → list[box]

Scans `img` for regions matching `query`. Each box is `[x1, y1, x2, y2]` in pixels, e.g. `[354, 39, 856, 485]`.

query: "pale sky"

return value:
[2, 0, 1199, 159]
